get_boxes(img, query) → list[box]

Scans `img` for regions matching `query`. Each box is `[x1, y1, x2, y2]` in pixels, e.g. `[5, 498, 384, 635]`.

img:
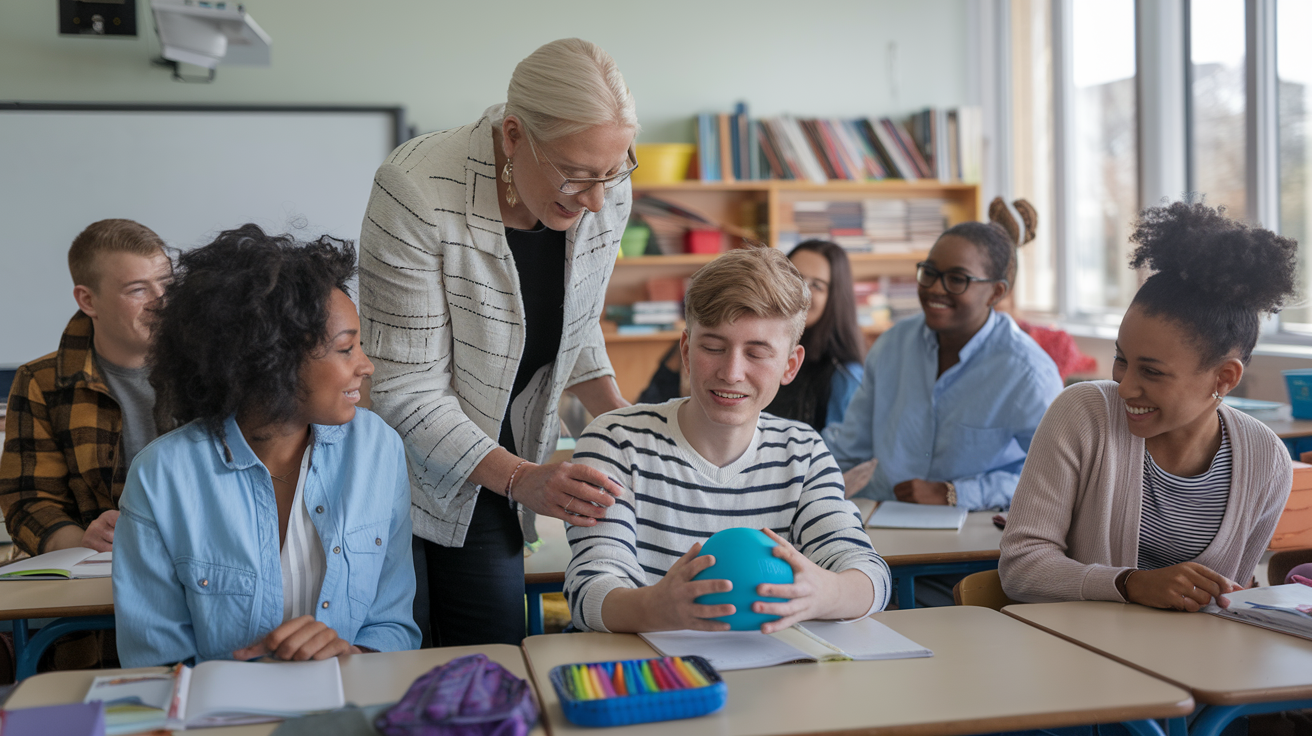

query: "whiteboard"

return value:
[0, 104, 404, 368]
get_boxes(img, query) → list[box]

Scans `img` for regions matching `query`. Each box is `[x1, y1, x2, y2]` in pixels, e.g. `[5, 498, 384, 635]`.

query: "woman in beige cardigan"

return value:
[359, 39, 637, 646]
[1000, 202, 1297, 610]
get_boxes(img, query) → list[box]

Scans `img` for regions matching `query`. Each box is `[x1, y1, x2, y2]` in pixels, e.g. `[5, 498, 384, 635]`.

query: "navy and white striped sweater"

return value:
[563, 399, 891, 632]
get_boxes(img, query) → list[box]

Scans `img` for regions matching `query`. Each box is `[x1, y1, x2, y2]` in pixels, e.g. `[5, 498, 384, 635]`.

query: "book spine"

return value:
[718, 113, 735, 183]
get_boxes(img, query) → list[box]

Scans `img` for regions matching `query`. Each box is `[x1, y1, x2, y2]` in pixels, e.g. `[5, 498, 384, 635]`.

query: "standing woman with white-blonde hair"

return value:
[359, 38, 637, 646]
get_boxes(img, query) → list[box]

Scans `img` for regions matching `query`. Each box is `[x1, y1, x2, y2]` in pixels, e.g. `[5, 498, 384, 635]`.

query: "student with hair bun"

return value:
[823, 200, 1062, 512]
[1000, 202, 1298, 608]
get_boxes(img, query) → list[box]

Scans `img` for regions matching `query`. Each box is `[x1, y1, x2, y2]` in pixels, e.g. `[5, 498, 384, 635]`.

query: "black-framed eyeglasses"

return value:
[915, 262, 1006, 295]
[525, 131, 638, 195]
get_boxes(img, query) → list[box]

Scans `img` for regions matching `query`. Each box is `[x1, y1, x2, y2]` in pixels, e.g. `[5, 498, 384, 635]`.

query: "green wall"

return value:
[0, 0, 970, 142]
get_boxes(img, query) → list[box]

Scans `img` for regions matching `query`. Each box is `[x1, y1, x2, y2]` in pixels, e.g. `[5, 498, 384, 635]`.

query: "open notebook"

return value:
[1203, 583, 1312, 641]
[84, 659, 344, 734]
[639, 618, 932, 671]
[0, 548, 112, 579]
[866, 500, 968, 530]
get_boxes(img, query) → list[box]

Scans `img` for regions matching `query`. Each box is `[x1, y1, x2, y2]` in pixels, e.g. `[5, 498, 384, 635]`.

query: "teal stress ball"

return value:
[691, 528, 794, 631]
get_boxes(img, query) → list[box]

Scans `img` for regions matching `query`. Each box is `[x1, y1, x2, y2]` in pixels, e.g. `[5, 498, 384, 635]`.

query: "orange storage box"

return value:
[1272, 459, 1312, 550]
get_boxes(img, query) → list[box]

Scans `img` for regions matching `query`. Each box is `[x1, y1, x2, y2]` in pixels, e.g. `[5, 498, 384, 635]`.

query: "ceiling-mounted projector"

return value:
[151, 0, 270, 71]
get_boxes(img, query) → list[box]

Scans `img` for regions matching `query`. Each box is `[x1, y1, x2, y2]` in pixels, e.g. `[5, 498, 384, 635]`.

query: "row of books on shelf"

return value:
[694, 104, 982, 184]
[778, 199, 947, 254]
[602, 277, 923, 337]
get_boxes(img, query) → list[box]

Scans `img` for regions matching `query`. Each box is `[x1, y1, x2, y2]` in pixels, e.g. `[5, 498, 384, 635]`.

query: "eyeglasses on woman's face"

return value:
[915, 262, 1005, 295]
[525, 132, 638, 195]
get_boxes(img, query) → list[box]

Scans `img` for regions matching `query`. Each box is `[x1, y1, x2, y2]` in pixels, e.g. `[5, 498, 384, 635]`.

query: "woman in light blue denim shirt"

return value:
[823, 204, 1063, 511]
[114, 225, 420, 667]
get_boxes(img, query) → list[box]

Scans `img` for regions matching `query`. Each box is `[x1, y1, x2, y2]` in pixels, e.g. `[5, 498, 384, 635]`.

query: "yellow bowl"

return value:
[631, 143, 696, 184]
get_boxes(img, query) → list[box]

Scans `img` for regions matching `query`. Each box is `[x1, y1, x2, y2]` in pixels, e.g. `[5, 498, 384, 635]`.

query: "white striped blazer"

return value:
[358, 105, 629, 547]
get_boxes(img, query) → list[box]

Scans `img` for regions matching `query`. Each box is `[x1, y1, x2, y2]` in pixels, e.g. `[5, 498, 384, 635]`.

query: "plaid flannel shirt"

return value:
[0, 312, 124, 556]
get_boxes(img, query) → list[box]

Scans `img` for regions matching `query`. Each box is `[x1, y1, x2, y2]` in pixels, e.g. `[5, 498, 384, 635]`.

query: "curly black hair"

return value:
[1128, 201, 1299, 366]
[149, 224, 358, 436]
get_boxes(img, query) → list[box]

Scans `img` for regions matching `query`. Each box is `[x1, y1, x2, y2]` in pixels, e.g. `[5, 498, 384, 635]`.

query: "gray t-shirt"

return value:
[95, 353, 159, 471]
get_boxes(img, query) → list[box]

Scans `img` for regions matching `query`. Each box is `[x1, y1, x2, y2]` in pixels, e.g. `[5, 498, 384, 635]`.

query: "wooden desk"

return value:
[522, 606, 1193, 736]
[853, 499, 1004, 608]
[1254, 405, 1312, 440]
[0, 577, 115, 680]
[1003, 601, 1312, 736]
[4, 644, 545, 736]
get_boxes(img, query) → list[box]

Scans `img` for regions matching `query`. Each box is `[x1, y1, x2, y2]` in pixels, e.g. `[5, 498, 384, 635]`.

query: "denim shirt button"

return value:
[322, 601, 330, 609]
[375, 538, 382, 546]
[315, 506, 324, 514]
[200, 578, 208, 587]
[333, 546, 341, 554]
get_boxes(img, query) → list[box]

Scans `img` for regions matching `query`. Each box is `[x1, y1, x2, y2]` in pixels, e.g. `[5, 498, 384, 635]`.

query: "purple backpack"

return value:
[374, 654, 539, 736]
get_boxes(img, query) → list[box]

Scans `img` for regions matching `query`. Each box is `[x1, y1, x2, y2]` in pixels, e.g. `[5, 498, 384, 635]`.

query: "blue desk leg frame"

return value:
[1189, 700, 1312, 736]
[891, 560, 999, 609]
[526, 581, 563, 637]
[1122, 717, 1189, 736]
[12, 614, 117, 681]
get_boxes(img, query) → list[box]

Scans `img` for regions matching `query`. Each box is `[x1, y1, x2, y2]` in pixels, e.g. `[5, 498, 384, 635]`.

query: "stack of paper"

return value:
[1206, 583, 1312, 641]
[865, 501, 967, 530]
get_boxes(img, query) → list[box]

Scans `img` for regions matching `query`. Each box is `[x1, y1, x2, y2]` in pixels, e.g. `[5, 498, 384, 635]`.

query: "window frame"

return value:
[1032, 0, 1311, 346]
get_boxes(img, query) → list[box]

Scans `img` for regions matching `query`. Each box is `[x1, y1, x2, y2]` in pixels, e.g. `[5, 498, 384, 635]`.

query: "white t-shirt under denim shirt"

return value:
[280, 445, 326, 622]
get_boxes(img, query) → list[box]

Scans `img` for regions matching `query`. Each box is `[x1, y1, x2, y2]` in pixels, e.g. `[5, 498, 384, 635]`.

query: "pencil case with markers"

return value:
[548, 655, 727, 727]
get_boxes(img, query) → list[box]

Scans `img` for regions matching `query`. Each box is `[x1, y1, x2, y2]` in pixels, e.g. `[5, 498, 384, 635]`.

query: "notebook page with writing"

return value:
[798, 619, 933, 660]
[182, 659, 345, 726]
[638, 630, 813, 671]
[866, 500, 967, 530]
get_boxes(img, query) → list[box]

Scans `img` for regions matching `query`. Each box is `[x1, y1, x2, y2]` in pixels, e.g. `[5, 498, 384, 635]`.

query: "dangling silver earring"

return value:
[501, 161, 518, 207]
[1212, 391, 1222, 400]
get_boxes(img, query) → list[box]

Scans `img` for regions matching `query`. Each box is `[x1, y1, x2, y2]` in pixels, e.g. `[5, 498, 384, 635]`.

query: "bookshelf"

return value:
[603, 180, 981, 401]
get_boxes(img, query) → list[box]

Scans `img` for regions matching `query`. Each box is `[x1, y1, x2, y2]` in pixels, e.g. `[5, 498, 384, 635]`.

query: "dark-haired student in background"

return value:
[765, 240, 864, 433]
[1001, 202, 1296, 608]
[823, 202, 1062, 511]
[113, 226, 419, 667]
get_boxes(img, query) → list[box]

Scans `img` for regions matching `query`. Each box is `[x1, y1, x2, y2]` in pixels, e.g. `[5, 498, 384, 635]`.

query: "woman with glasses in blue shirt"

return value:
[823, 200, 1062, 512]
[113, 226, 420, 667]
[359, 38, 638, 646]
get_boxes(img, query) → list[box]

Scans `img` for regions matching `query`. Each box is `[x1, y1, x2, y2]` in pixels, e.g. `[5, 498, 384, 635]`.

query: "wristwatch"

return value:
[944, 481, 957, 506]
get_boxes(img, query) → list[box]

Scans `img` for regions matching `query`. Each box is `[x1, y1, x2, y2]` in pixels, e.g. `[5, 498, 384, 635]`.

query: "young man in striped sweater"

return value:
[564, 248, 891, 634]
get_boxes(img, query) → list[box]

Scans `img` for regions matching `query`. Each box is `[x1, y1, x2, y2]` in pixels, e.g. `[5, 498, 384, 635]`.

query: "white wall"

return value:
[0, 0, 971, 142]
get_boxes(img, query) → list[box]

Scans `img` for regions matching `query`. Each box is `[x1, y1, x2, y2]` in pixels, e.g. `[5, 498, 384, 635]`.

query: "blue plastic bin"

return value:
[550, 656, 727, 727]
[1284, 369, 1312, 419]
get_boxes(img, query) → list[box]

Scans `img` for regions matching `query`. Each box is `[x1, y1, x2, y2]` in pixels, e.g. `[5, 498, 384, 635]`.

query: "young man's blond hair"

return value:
[683, 247, 810, 345]
[68, 219, 168, 290]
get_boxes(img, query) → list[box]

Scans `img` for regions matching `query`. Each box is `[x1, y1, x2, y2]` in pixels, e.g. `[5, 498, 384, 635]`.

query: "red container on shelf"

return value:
[685, 229, 721, 254]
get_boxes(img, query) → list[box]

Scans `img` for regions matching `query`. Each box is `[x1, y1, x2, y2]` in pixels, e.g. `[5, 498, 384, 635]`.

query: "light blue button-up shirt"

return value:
[114, 409, 420, 667]
[823, 310, 1062, 510]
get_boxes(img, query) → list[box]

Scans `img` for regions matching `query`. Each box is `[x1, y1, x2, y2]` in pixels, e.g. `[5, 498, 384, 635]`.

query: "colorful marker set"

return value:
[561, 657, 709, 700]
[549, 655, 727, 727]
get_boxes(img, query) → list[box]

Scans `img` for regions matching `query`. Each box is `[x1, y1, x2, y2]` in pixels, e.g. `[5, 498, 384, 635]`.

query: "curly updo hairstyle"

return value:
[149, 224, 358, 436]
[1128, 201, 1299, 367]
[936, 197, 1039, 286]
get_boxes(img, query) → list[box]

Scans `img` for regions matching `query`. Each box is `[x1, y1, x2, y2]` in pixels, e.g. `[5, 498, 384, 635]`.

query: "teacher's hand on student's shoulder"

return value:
[645, 544, 734, 632]
[842, 459, 878, 499]
[1124, 562, 1242, 612]
[892, 479, 950, 505]
[81, 510, 119, 552]
[513, 462, 624, 526]
[232, 616, 361, 662]
[753, 529, 850, 634]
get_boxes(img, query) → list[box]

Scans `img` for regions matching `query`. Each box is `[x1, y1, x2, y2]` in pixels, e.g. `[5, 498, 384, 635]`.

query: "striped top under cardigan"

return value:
[1138, 412, 1231, 570]
[563, 400, 892, 633]
[358, 105, 630, 547]
[999, 381, 1291, 603]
